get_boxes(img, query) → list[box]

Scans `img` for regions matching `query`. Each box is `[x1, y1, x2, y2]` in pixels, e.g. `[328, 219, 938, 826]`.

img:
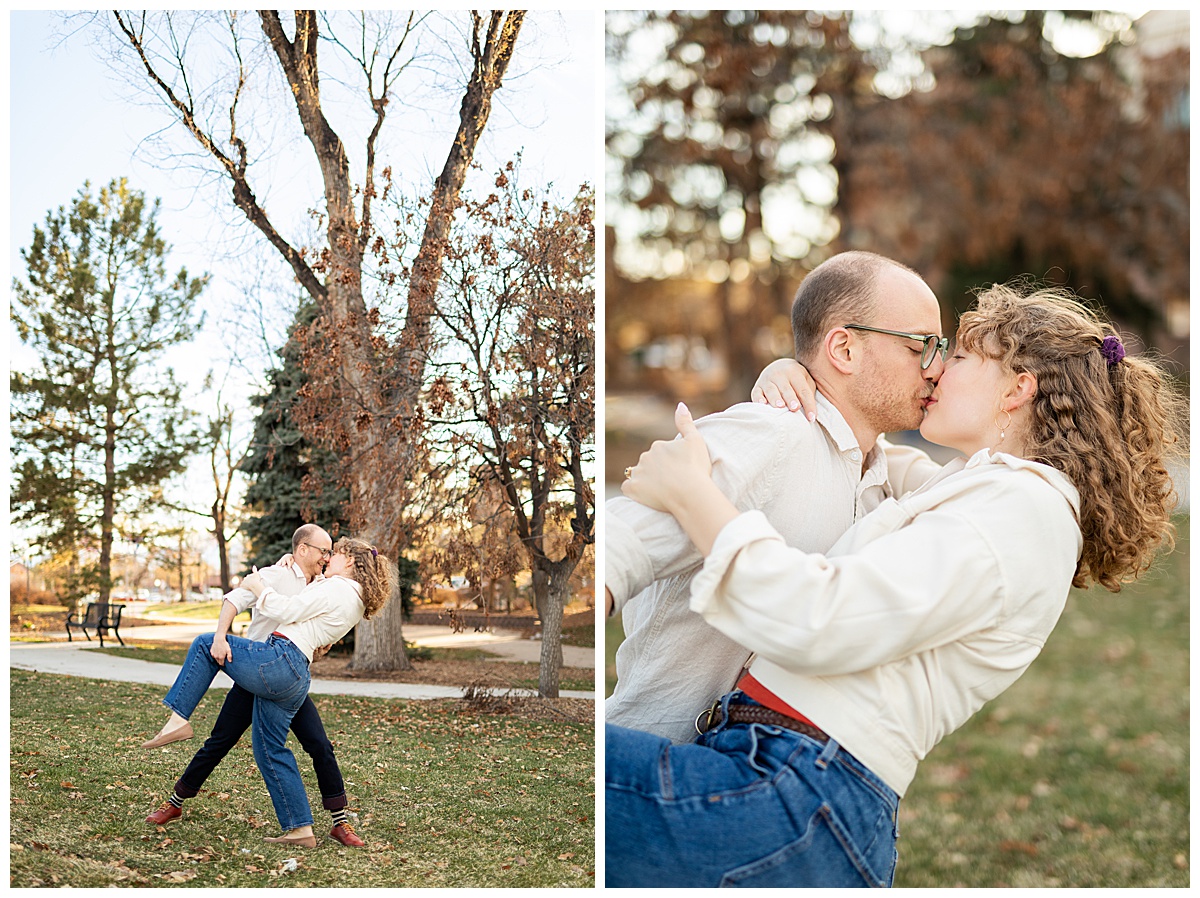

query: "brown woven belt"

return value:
[696, 702, 830, 744]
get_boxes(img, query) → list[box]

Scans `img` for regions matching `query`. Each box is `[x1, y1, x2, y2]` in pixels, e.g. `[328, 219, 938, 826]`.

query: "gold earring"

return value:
[995, 409, 1012, 441]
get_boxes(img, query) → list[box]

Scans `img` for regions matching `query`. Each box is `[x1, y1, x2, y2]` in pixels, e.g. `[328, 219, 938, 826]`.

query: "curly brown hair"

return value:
[334, 537, 395, 619]
[956, 281, 1185, 592]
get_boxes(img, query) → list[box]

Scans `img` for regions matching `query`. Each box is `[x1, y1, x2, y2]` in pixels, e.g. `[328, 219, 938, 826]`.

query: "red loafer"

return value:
[146, 802, 182, 825]
[329, 822, 365, 847]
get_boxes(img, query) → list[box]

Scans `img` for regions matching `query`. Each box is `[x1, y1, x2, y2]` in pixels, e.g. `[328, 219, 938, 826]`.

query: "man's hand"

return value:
[751, 358, 819, 421]
[210, 636, 233, 667]
[312, 644, 333, 662]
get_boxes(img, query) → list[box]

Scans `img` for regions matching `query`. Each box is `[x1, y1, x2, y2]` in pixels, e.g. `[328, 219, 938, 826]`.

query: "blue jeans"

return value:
[162, 633, 313, 830]
[605, 691, 900, 888]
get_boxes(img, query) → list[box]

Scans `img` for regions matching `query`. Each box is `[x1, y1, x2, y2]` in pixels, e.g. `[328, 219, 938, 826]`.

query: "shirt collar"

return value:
[963, 448, 1081, 515]
[814, 392, 890, 484]
[326, 575, 363, 595]
[813, 392, 861, 455]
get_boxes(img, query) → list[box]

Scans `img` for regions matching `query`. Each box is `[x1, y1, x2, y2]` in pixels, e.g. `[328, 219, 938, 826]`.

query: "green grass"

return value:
[605, 516, 1190, 887]
[605, 615, 622, 698]
[894, 516, 1189, 888]
[10, 670, 595, 887]
[139, 601, 242, 621]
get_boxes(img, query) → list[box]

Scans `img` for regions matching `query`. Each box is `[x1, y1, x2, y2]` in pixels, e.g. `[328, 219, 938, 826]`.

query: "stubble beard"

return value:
[858, 384, 928, 437]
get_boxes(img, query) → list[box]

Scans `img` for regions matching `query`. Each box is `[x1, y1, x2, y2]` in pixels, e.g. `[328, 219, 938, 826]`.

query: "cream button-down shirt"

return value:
[223, 562, 308, 641]
[605, 395, 939, 743]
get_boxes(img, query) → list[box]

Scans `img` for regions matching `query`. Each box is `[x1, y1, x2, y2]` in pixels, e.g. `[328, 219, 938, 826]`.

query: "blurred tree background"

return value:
[605, 9, 1188, 485]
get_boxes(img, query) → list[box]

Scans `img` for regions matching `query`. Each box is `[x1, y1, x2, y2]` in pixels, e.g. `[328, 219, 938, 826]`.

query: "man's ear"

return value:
[1002, 371, 1038, 412]
[823, 327, 857, 375]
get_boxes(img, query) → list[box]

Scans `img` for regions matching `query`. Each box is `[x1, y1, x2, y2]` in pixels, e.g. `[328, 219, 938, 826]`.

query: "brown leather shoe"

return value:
[264, 831, 318, 849]
[329, 822, 365, 847]
[145, 802, 182, 825]
[141, 722, 194, 749]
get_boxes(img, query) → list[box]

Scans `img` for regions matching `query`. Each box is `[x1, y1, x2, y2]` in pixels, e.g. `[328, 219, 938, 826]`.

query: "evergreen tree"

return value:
[240, 300, 351, 571]
[11, 178, 205, 608]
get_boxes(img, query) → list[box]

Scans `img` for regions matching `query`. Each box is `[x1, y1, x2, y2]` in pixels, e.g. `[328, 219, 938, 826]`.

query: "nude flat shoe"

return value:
[141, 721, 194, 749]
[264, 832, 318, 849]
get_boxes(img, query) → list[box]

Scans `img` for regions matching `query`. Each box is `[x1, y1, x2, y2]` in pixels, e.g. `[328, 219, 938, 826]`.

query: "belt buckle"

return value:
[695, 699, 722, 735]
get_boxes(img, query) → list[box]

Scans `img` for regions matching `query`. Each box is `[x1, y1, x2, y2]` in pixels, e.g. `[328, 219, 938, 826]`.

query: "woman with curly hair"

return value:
[143, 537, 394, 848]
[607, 282, 1184, 887]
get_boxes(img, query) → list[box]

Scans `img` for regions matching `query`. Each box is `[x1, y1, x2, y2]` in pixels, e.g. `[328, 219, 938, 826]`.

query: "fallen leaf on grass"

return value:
[998, 840, 1039, 857]
[160, 871, 197, 883]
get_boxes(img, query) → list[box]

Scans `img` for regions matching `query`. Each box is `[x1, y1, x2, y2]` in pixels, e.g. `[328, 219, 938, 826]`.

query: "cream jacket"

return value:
[691, 449, 1082, 796]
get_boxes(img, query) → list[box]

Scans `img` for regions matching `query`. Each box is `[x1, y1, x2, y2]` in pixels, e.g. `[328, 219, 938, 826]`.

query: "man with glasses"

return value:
[145, 523, 365, 847]
[606, 251, 947, 743]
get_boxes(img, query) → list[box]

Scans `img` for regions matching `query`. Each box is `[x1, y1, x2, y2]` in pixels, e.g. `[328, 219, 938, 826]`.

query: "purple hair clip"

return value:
[1100, 335, 1126, 367]
[371, 547, 378, 557]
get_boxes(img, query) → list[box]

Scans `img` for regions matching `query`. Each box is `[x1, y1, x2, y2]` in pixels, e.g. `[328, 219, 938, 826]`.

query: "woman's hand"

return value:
[210, 636, 232, 667]
[622, 403, 713, 514]
[623, 403, 741, 557]
[242, 571, 266, 598]
[276, 553, 295, 567]
[750, 358, 818, 420]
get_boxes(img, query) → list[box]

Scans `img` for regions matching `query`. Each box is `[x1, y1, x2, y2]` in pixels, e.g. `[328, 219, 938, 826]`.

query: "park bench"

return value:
[64, 602, 126, 648]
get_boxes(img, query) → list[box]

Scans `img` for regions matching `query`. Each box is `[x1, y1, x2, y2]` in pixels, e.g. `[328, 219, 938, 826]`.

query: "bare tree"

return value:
[104, 10, 525, 669]
[427, 170, 595, 697]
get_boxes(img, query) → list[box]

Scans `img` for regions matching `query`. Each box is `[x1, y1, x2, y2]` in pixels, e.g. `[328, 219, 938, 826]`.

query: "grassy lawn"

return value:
[604, 516, 1189, 887]
[10, 670, 594, 887]
[138, 601, 247, 621]
[81, 644, 594, 694]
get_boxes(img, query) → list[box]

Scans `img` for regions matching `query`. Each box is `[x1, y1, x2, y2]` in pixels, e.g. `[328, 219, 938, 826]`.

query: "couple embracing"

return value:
[142, 524, 393, 849]
[605, 252, 1182, 886]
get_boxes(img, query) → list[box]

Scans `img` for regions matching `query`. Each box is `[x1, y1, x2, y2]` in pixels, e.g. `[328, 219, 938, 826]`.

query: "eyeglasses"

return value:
[301, 542, 333, 560]
[843, 324, 949, 370]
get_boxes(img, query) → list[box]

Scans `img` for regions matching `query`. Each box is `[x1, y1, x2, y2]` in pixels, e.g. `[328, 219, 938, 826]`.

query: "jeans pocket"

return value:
[719, 803, 889, 888]
[257, 652, 301, 698]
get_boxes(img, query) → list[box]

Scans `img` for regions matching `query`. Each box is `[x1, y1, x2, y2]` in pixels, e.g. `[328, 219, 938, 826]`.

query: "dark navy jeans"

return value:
[174, 683, 347, 811]
[605, 691, 900, 888]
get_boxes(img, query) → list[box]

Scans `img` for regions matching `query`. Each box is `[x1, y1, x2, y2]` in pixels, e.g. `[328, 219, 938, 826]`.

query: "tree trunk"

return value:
[98, 412, 117, 615]
[347, 583, 409, 671]
[213, 500, 232, 593]
[535, 559, 577, 698]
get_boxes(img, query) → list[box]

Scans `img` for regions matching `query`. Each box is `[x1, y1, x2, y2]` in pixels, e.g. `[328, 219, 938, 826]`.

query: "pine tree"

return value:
[11, 178, 205, 608]
[240, 300, 351, 571]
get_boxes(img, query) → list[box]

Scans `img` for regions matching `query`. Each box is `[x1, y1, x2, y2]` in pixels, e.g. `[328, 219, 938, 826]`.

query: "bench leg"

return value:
[113, 628, 125, 647]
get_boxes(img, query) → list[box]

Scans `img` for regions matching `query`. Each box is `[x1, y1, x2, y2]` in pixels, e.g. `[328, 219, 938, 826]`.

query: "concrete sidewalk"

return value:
[10, 619, 595, 700]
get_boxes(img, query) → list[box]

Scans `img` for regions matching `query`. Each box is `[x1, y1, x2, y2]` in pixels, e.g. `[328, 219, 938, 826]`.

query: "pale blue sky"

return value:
[6, 10, 600, 556]
[8, 10, 600, 385]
